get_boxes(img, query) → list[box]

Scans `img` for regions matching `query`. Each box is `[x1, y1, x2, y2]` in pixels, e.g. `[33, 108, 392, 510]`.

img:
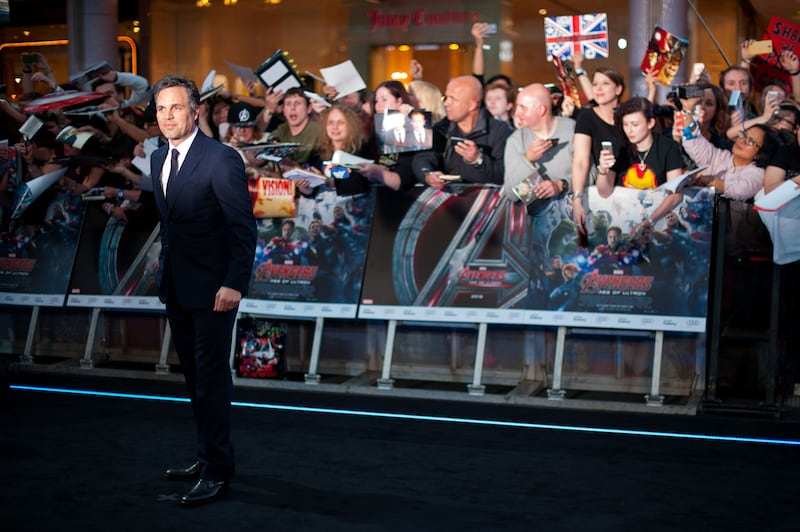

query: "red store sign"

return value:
[366, 9, 480, 32]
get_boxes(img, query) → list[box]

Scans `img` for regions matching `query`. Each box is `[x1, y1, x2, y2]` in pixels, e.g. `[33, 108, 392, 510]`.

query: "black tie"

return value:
[166, 148, 179, 197]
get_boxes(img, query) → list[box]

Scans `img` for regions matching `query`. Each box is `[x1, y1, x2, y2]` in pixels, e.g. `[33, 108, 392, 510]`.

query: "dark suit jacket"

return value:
[411, 107, 512, 185]
[152, 130, 257, 309]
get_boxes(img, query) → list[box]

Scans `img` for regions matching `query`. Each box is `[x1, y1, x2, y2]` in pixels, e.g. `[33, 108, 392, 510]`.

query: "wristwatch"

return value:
[575, 68, 587, 77]
[470, 154, 484, 167]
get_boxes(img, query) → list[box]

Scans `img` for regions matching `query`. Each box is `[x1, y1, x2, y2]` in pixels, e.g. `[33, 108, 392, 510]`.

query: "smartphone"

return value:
[450, 136, 467, 143]
[728, 90, 741, 109]
[483, 23, 498, 35]
[547, 138, 559, 144]
[748, 39, 773, 56]
[767, 90, 781, 104]
[21, 53, 38, 65]
[600, 140, 613, 152]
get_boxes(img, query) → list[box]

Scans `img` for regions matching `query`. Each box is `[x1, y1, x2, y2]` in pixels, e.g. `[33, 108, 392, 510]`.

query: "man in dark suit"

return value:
[151, 75, 256, 506]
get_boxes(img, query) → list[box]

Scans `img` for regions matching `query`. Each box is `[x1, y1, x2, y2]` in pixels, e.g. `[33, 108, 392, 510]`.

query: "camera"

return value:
[669, 85, 705, 100]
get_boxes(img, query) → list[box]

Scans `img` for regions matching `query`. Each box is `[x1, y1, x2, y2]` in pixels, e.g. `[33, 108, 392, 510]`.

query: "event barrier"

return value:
[1, 182, 714, 407]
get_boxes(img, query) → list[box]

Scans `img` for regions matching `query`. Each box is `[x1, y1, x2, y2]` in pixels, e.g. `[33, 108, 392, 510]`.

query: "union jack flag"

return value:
[544, 13, 609, 61]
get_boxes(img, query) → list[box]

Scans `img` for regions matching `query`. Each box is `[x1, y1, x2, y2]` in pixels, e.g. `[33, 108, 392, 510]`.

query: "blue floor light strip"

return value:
[12, 384, 800, 447]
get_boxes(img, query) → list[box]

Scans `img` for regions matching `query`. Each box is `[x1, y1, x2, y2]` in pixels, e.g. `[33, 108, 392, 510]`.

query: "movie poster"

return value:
[359, 185, 532, 324]
[640, 25, 689, 85]
[66, 198, 161, 310]
[241, 187, 374, 319]
[0, 184, 85, 306]
[359, 185, 713, 332]
[233, 316, 287, 378]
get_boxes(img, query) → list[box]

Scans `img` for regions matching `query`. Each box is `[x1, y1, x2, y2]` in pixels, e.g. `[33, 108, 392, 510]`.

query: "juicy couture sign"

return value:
[366, 9, 480, 32]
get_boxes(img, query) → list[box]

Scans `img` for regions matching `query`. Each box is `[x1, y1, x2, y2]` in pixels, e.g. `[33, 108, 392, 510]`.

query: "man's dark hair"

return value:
[281, 87, 309, 105]
[152, 74, 200, 112]
[718, 66, 753, 93]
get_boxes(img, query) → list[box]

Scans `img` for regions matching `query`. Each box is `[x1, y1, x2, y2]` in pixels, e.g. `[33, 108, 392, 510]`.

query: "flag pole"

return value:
[687, 0, 732, 68]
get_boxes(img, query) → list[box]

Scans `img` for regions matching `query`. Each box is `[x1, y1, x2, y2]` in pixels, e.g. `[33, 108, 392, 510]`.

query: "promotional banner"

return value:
[359, 185, 714, 332]
[233, 317, 287, 378]
[0, 184, 85, 306]
[66, 199, 161, 310]
[240, 187, 374, 318]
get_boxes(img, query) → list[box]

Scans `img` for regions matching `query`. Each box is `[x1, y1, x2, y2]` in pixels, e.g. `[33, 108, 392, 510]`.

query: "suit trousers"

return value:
[166, 286, 238, 482]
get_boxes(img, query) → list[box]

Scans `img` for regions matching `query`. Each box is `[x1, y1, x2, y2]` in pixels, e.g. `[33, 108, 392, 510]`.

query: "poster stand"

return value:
[304, 316, 324, 384]
[80, 307, 102, 369]
[375, 320, 490, 394]
[467, 322, 488, 396]
[20, 306, 40, 365]
[155, 321, 171, 375]
[547, 326, 666, 405]
[376, 319, 397, 389]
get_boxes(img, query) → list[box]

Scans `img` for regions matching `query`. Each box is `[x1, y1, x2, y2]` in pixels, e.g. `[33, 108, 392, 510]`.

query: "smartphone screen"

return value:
[728, 90, 741, 109]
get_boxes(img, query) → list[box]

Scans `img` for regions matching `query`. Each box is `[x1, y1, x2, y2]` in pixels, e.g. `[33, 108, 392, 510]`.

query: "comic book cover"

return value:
[640, 26, 689, 85]
[248, 176, 296, 218]
[551, 56, 585, 109]
[234, 317, 287, 378]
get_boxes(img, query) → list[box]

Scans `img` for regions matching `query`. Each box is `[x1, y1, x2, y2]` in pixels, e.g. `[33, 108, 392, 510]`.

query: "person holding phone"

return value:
[596, 97, 685, 225]
[412, 75, 511, 189]
[504, 83, 575, 243]
[570, 67, 626, 235]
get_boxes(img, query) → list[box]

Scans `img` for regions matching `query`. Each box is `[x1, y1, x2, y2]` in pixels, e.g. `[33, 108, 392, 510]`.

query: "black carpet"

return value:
[1, 371, 798, 532]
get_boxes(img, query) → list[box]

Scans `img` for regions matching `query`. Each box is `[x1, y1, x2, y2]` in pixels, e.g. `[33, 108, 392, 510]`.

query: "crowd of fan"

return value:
[1, 23, 798, 256]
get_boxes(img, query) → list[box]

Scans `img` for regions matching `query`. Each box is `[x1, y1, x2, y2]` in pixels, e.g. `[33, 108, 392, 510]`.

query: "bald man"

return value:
[504, 83, 575, 202]
[412, 75, 511, 188]
[505, 83, 576, 270]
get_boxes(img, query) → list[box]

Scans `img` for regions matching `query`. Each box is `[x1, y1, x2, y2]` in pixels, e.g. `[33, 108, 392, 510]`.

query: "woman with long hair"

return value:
[309, 103, 401, 195]
[570, 67, 626, 234]
[408, 79, 445, 123]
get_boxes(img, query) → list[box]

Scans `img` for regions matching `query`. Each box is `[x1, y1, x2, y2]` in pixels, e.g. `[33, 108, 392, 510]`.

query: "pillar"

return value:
[67, 0, 118, 74]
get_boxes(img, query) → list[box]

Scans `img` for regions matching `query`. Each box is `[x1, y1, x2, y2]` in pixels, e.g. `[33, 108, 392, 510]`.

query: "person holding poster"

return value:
[504, 83, 574, 244]
[151, 74, 257, 507]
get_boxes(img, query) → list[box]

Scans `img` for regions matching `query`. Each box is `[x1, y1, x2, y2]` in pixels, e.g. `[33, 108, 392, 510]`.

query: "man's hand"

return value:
[454, 139, 480, 165]
[214, 286, 242, 313]
[264, 87, 283, 114]
[532, 179, 561, 200]
[424, 170, 447, 190]
[525, 138, 555, 163]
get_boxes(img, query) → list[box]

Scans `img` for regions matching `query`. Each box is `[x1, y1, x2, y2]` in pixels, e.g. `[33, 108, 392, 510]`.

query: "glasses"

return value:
[774, 116, 798, 130]
[737, 130, 762, 149]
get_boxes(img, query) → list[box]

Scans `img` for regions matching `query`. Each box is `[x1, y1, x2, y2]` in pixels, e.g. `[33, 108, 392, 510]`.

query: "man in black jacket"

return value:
[412, 75, 511, 187]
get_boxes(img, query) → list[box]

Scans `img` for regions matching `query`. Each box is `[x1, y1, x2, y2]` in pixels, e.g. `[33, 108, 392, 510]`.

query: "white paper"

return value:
[282, 168, 326, 187]
[754, 180, 800, 212]
[657, 165, 707, 194]
[132, 137, 160, 177]
[225, 60, 259, 85]
[320, 60, 367, 100]
[272, 75, 302, 94]
[201, 70, 217, 92]
[331, 150, 373, 166]
[19, 115, 43, 140]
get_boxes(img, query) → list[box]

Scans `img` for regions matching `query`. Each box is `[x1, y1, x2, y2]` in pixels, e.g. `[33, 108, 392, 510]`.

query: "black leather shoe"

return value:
[180, 479, 229, 506]
[164, 461, 201, 481]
